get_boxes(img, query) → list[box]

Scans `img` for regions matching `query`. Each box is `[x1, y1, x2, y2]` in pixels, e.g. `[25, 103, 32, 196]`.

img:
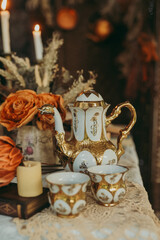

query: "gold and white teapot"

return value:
[39, 90, 136, 172]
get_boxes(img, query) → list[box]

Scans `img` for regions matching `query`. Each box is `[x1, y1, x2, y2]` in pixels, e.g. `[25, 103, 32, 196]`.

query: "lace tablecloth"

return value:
[13, 182, 160, 240]
[0, 137, 160, 240]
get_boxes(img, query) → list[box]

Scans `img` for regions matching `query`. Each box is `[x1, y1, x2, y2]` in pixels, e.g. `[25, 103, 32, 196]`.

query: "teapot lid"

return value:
[76, 90, 103, 102]
[73, 90, 107, 109]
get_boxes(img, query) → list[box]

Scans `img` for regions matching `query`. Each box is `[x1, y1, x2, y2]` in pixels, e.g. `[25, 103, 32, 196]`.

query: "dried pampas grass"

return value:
[0, 33, 96, 103]
[0, 57, 25, 87]
[42, 32, 63, 87]
[63, 70, 97, 106]
[0, 33, 63, 91]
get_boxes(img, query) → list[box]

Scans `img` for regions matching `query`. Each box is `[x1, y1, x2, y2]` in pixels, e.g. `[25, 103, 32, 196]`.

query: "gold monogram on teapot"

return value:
[38, 90, 136, 172]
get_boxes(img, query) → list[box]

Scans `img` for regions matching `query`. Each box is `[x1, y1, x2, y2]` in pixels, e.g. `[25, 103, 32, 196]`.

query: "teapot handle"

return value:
[105, 101, 136, 159]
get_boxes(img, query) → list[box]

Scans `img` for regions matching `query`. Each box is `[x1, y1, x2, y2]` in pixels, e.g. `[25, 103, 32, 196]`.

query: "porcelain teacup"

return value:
[46, 171, 90, 217]
[87, 165, 128, 206]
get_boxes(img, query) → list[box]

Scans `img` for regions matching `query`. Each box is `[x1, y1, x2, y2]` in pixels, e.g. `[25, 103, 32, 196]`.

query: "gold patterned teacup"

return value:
[46, 172, 90, 217]
[87, 165, 128, 206]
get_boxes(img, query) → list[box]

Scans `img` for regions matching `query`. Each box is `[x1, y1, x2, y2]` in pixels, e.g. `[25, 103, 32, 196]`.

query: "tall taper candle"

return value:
[33, 24, 43, 61]
[1, 0, 11, 54]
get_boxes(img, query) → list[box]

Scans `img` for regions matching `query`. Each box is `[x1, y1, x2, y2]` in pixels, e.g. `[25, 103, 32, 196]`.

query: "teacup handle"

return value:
[105, 101, 136, 159]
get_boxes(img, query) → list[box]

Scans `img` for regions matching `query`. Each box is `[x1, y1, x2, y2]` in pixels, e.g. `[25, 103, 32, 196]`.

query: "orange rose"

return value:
[0, 136, 23, 187]
[36, 93, 66, 130]
[0, 90, 39, 131]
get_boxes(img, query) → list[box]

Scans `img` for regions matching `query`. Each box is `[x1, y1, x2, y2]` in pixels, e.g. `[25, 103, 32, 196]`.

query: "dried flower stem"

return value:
[0, 57, 26, 87]
[42, 32, 63, 87]
[35, 65, 42, 87]
[12, 55, 31, 69]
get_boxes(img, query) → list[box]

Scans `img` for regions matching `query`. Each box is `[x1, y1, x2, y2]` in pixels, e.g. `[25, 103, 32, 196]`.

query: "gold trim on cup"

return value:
[46, 172, 90, 218]
[88, 165, 128, 207]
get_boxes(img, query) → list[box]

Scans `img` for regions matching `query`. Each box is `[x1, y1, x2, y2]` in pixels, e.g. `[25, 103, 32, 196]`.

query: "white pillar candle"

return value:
[17, 161, 43, 197]
[32, 24, 43, 61]
[1, 0, 11, 54]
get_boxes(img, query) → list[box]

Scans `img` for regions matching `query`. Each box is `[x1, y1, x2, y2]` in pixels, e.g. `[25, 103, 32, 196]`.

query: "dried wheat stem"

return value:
[35, 65, 42, 87]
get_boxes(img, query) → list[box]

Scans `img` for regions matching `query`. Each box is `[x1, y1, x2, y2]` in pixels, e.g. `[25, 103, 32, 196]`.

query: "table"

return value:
[0, 137, 160, 240]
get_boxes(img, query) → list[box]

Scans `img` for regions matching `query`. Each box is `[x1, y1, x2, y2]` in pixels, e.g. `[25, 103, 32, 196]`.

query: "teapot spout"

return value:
[53, 107, 65, 134]
[38, 105, 70, 164]
[38, 104, 65, 134]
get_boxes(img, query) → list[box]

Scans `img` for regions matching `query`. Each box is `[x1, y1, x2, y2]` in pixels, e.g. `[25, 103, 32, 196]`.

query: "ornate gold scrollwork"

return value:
[105, 101, 137, 159]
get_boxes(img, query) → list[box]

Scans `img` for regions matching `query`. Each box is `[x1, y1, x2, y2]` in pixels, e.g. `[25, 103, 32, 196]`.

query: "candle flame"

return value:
[34, 24, 40, 32]
[1, 0, 7, 10]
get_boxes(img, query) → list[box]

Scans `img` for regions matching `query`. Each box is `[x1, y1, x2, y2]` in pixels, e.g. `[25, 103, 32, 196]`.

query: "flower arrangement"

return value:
[0, 89, 66, 132]
[0, 33, 96, 131]
[0, 32, 96, 175]
[0, 136, 23, 187]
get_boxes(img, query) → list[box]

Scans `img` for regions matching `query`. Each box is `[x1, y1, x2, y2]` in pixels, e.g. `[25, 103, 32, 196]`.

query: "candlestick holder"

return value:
[3, 52, 11, 60]
[36, 59, 43, 65]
